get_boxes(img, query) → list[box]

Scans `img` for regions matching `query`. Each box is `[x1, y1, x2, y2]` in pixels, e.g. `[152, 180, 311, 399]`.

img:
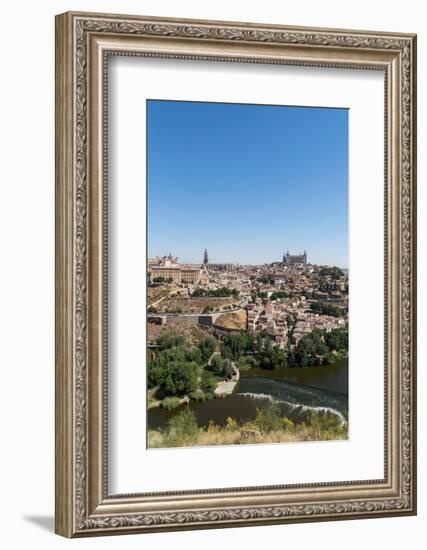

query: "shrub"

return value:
[161, 397, 181, 410]
[166, 408, 199, 446]
[226, 417, 238, 431]
[201, 370, 217, 393]
[323, 352, 335, 365]
[237, 356, 260, 370]
[204, 391, 214, 401]
[282, 417, 295, 431]
[188, 389, 205, 401]
[254, 402, 283, 433]
[207, 421, 219, 434]
[304, 410, 342, 431]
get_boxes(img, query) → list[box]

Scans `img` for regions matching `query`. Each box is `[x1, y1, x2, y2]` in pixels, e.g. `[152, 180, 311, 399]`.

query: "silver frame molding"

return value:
[55, 11, 417, 538]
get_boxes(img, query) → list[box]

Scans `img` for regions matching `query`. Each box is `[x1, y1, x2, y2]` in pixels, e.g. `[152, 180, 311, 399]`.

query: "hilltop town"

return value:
[147, 249, 348, 351]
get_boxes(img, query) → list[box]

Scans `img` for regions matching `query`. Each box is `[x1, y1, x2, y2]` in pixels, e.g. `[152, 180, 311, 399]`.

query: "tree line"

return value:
[148, 324, 349, 401]
[220, 326, 348, 370]
[319, 266, 344, 279]
[192, 287, 239, 298]
[152, 276, 173, 284]
[287, 327, 348, 367]
[310, 301, 342, 317]
[220, 332, 287, 370]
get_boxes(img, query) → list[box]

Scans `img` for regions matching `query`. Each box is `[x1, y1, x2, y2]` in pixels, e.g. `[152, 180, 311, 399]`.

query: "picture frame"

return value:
[55, 11, 417, 537]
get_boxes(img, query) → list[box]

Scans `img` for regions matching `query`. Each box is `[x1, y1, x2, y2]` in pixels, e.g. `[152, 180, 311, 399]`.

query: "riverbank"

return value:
[147, 388, 191, 410]
[213, 362, 240, 396]
[147, 365, 239, 410]
[148, 404, 348, 448]
[148, 358, 348, 435]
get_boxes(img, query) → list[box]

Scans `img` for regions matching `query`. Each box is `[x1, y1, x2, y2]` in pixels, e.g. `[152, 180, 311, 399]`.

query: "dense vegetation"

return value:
[148, 402, 347, 448]
[152, 276, 173, 283]
[270, 291, 289, 301]
[319, 266, 344, 279]
[220, 332, 287, 370]
[310, 301, 341, 317]
[288, 327, 348, 368]
[219, 326, 348, 370]
[251, 291, 268, 302]
[208, 355, 235, 378]
[148, 333, 218, 401]
[148, 322, 348, 406]
[192, 287, 239, 298]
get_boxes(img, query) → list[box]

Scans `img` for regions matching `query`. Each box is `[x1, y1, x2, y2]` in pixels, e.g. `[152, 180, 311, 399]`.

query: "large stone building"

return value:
[283, 250, 308, 265]
[148, 254, 200, 284]
[202, 248, 235, 272]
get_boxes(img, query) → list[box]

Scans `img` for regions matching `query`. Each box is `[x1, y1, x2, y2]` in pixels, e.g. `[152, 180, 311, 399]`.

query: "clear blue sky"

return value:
[147, 100, 348, 267]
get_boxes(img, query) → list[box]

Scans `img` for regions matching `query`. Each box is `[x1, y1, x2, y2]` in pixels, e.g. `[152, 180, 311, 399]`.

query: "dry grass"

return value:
[148, 422, 348, 448]
[157, 296, 235, 314]
[147, 323, 212, 344]
[147, 387, 161, 409]
[214, 309, 247, 331]
[147, 285, 176, 305]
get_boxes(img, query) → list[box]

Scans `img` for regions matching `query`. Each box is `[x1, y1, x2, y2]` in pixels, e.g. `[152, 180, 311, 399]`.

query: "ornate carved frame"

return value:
[55, 11, 417, 537]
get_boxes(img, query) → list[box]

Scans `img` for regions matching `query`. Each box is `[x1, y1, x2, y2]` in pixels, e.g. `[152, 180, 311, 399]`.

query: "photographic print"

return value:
[147, 99, 349, 449]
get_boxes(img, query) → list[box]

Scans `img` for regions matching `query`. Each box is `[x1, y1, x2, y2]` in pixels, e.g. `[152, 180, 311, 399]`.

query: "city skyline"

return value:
[148, 248, 348, 270]
[147, 100, 348, 268]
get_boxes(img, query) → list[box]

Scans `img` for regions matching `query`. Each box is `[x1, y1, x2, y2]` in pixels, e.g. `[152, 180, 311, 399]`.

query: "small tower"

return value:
[303, 250, 307, 264]
[203, 248, 209, 266]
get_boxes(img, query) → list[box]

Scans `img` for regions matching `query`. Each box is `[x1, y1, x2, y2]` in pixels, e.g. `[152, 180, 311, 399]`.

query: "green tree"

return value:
[310, 301, 341, 317]
[325, 327, 348, 351]
[222, 358, 235, 378]
[209, 355, 225, 375]
[198, 336, 216, 362]
[157, 332, 186, 350]
[160, 361, 199, 396]
[200, 370, 217, 393]
[267, 347, 288, 370]
[270, 291, 288, 301]
[319, 266, 344, 279]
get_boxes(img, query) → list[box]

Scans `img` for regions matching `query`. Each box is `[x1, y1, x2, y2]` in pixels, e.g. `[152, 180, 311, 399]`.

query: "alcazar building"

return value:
[282, 250, 308, 265]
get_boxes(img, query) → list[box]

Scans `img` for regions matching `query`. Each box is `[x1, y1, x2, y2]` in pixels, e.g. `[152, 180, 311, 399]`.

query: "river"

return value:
[147, 358, 348, 430]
